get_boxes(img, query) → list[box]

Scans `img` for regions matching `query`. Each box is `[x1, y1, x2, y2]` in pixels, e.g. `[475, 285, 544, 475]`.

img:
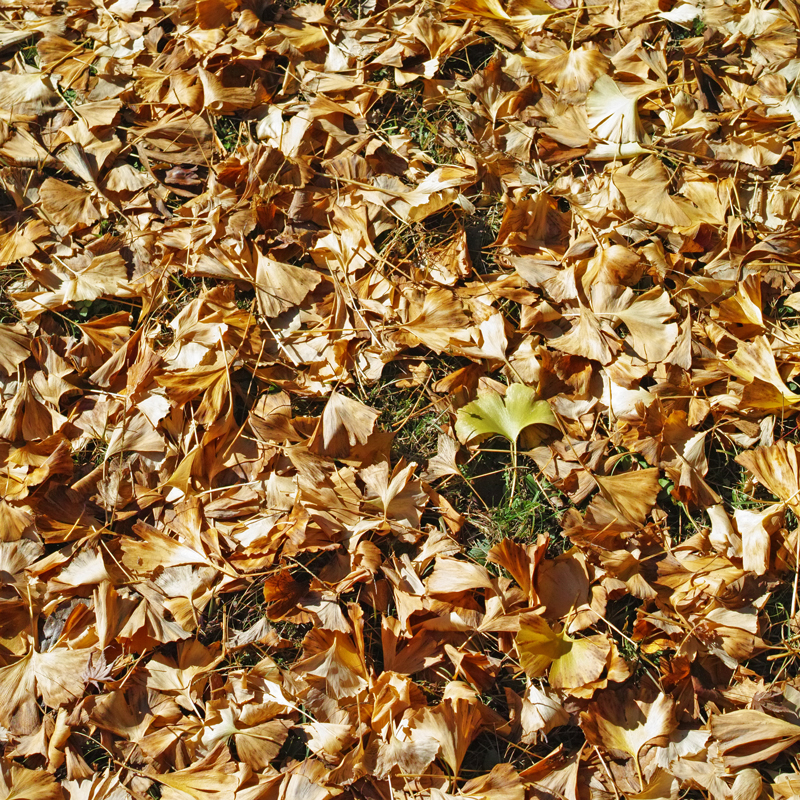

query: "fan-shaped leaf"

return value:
[455, 383, 557, 446]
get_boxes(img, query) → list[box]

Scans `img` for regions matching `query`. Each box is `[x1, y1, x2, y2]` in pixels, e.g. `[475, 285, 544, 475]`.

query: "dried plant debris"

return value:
[2, 0, 800, 797]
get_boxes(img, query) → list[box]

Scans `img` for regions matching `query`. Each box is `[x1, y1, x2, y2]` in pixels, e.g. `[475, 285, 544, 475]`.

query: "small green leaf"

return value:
[454, 383, 557, 446]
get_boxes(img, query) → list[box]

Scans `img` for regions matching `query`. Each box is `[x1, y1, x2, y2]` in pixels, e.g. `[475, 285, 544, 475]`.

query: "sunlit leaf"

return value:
[454, 383, 557, 446]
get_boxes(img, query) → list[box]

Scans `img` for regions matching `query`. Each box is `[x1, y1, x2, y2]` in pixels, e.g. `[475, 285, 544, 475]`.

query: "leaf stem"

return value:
[510, 439, 518, 501]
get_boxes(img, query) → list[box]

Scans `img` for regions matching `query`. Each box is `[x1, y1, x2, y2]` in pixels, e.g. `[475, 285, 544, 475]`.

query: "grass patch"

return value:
[748, 580, 800, 683]
[371, 80, 469, 163]
[214, 116, 246, 153]
[76, 732, 115, 773]
[65, 297, 136, 323]
[668, 17, 706, 44]
[73, 437, 107, 471]
[361, 362, 446, 463]
[442, 41, 497, 79]
[21, 37, 38, 67]
[463, 196, 505, 274]
[703, 434, 761, 510]
[0, 266, 25, 323]
[273, 727, 312, 765]
[465, 471, 564, 566]
[604, 593, 643, 659]
[205, 578, 310, 670]
[393, 410, 441, 464]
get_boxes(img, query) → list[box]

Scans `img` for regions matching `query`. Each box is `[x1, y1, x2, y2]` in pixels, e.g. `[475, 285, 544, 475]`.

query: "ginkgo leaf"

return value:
[295, 628, 368, 699]
[318, 391, 380, 458]
[554, 303, 620, 364]
[591, 284, 679, 363]
[659, 3, 704, 25]
[360, 460, 427, 530]
[586, 75, 657, 143]
[298, 721, 354, 763]
[516, 614, 611, 692]
[520, 684, 569, 739]
[526, 44, 611, 96]
[445, 0, 554, 32]
[455, 383, 557, 446]
[732, 769, 763, 800]
[400, 287, 471, 354]
[594, 468, 661, 524]
[581, 692, 676, 790]
[0, 71, 59, 113]
[423, 434, 462, 481]
[727, 336, 800, 409]
[120, 522, 212, 573]
[0, 648, 91, 734]
[461, 764, 525, 800]
[200, 701, 291, 769]
[146, 640, 221, 713]
[37, 178, 101, 229]
[734, 504, 781, 575]
[711, 709, 800, 768]
[613, 158, 700, 228]
[507, 0, 556, 32]
[736, 441, 800, 515]
[414, 688, 490, 776]
[157, 745, 240, 800]
[256, 250, 321, 318]
[456, 383, 558, 498]
[373, 727, 440, 779]
[0, 759, 63, 800]
[427, 556, 495, 593]
[486, 536, 546, 601]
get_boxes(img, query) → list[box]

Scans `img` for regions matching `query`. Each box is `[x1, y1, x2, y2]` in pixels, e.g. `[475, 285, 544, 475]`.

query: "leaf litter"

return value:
[0, 0, 800, 797]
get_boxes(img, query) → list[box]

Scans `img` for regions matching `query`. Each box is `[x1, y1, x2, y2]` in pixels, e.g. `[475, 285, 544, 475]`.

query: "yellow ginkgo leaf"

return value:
[455, 383, 556, 446]
[516, 614, 611, 692]
[455, 383, 558, 498]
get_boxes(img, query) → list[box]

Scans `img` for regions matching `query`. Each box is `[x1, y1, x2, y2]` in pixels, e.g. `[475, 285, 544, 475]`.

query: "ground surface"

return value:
[0, 0, 800, 798]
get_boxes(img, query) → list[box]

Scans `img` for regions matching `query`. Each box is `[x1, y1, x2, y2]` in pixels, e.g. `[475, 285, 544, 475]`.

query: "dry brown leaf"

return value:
[733, 504, 782, 575]
[0, 71, 59, 114]
[37, 178, 101, 229]
[590, 285, 678, 363]
[613, 158, 700, 227]
[317, 391, 380, 458]
[399, 288, 471, 354]
[256, 250, 322, 318]
[737, 441, 800, 514]
[594, 468, 660, 524]
[157, 745, 239, 800]
[0, 648, 91, 735]
[582, 692, 676, 789]
[414, 687, 490, 777]
[0, 758, 63, 800]
[711, 709, 800, 768]
[0, 0, 798, 795]
[732, 768, 763, 800]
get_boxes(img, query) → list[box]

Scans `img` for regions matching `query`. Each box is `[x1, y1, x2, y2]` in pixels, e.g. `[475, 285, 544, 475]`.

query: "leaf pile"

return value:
[2, 0, 800, 797]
